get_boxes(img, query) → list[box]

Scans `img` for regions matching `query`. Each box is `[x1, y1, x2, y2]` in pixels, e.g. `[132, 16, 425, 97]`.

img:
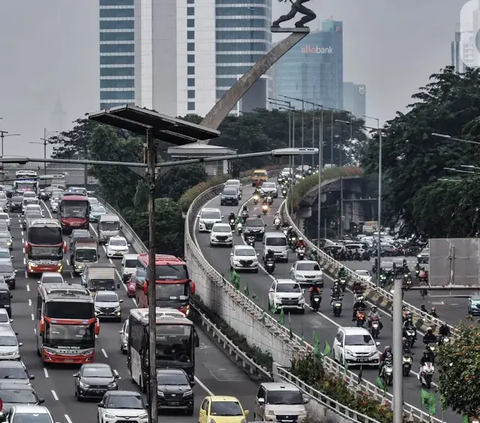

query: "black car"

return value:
[74, 363, 119, 401]
[69, 229, 91, 250]
[157, 368, 194, 415]
[8, 197, 22, 213]
[0, 361, 34, 385]
[220, 188, 239, 206]
[243, 217, 266, 240]
[0, 381, 44, 412]
[0, 281, 12, 317]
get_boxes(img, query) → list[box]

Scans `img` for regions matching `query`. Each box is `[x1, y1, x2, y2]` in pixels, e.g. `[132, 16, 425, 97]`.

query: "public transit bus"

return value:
[25, 219, 66, 275]
[13, 179, 39, 194]
[127, 308, 199, 390]
[59, 194, 90, 233]
[15, 170, 38, 179]
[135, 254, 195, 317]
[36, 283, 100, 364]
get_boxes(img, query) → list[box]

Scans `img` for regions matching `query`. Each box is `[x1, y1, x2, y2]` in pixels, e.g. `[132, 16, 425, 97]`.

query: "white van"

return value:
[262, 232, 288, 262]
[97, 214, 122, 244]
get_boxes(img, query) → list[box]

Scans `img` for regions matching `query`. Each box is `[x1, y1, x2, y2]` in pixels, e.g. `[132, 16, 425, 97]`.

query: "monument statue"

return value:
[272, 0, 317, 28]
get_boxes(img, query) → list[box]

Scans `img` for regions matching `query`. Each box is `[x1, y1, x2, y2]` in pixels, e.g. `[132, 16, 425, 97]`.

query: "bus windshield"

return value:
[29, 246, 62, 260]
[100, 221, 120, 231]
[28, 226, 63, 245]
[156, 265, 188, 280]
[14, 181, 37, 191]
[155, 325, 193, 363]
[62, 201, 88, 218]
[155, 283, 189, 301]
[44, 322, 95, 348]
[45, 302, 94, 319]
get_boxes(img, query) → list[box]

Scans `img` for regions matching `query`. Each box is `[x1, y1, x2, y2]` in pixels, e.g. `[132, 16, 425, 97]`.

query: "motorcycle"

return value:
[331, 299, 342, 316]
[266, 196, 273, 205]
[237, 222, 243, 235]
[229, 219, 235, 231]
[289, 236, 297, 250]
[403, 354, 413, 376]
[274, 217, 281, 230]
[418, 362, 434, 388]
[262, 204, 269, 215]
[438, 335, 450, 346]
[370, 317, 381, 338]
[246, 235, 255, 247]
[405, 275, 412, 290]
[356, 310, 366, 327]
[311, 293, 321, 311]
[282, 188, 288, 197]
[339, 277, 347, 291]
[353, 293, 364, 303]
[253, 194, 259, 205]
[381, 359, 393, 386]
[297, 246, 306, 260]
[404, 328, 416, 347]
[265, 258, 275, 274]
[126, 280, 137, 298]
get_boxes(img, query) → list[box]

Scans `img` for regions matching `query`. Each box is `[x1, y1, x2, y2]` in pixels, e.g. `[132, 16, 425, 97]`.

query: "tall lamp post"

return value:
[0, 131, 21, 157]
[30, 129, 59, 176]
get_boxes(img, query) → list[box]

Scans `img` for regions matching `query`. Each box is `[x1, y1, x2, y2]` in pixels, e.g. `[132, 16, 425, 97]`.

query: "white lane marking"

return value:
[51, 390, 59, 400]
[195, 376, 214, 395]
[21, 238, 24, 244]
[65, 415, 73, 423]
[114, 369, 122, 379]
[26, 285, 30, 292]
[102, 348, 108, 358]
[41, 200, 53, 219]
[33, 327, 36, 335]
[44, 368, 49, 378]
[22, 248, 25, 254]
[28, 299, 31, 306]
[31, 314, 34, 321]
[21, 231, 23, 236]
[18, 219, 21, 224]
[23, 258, 26, 265]
[66, 259, 70, 266]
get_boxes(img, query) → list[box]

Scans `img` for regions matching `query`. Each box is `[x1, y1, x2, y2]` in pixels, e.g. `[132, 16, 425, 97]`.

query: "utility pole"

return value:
[317, 108, 324, 249]
[392, 275, 403, 423]
[43, 128, 47, 175]
[339, 135, 343, 238]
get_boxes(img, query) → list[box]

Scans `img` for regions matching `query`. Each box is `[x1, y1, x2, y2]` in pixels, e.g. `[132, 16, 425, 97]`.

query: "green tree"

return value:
[49, 118, 97, 159]
[156, 164, 207, 200]
[362, 66, 480, 236]
[438, 323, 480, 417]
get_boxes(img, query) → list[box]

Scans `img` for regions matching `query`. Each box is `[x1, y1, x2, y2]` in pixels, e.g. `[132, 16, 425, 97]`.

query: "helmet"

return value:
[431, 307, 436, 312]
[441, 321, 447, 327]
[371, 306, 377, 312]
[402, 337, 407, 343]
[423, 350, 430, 357]
[427, 327, 433, 333]
[299, 237, 304, 241]
[384, 346, 391, 353]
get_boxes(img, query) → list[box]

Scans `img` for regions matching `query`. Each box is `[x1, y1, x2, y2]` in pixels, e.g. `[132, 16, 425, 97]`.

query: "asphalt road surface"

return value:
[8, 200, 258, 423]
[196, 184, 460, 422]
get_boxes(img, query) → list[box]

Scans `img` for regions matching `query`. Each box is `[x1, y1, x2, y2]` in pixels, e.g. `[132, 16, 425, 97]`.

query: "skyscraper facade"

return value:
[99, 0, 136, 110]
[273, 20, 343, 110]
[343, 82, 366, 118]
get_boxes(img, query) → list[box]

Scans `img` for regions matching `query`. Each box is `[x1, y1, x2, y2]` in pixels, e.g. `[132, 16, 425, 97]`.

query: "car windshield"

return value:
[0, 252, 9, 259]
[12, 414, 52, 423]
[100, 221, 120, 231]
[266, 237, 286, 246]
[296, 262, 320, 271]
[0, 233, 10, 240]
[276, 283, 301, 293]
[82, 366, 113, 378]
[262, 183, 275, 189]
[157, 373, 188, 385]
[0, 264, 13, 273]
[72, 230, 89, 239]
[421, 249, 429, 254]
[0, 388, 37, 403]
[91, 206, 105, 213]
[96, 292, 118, 302]
[41, 276, 63, 284]
[0, 336, 17, 346]
[110, 239, 126, 247]
[25, 212, 42, 218]
[107, 394, 145, 409]
[0, 314, 9, 323]
[246, 218, 263, 227]
[213, 226, 230, 233]
[235, 248, 255, 257]
[223, 189, 237, 195]
[266, 390, 303, 405]
[0, 215, 7, 221]
[210, 401, 243, 416]
[201, 211, 221, 220]
[345, 335, 375, 346]
[0, 366, 27, 380]
[12, 197, 22, 203]
[125, 259, 136, 268]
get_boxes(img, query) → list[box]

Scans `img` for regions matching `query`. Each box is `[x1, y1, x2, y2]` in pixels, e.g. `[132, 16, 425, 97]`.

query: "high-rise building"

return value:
[273, 20, 343, 110]
[343, 82, 366, 118]
[99, 0, 136, 110]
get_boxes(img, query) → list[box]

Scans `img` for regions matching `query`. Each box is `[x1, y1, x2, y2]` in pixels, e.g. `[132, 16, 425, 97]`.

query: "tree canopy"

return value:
[362, 66, 480, 236]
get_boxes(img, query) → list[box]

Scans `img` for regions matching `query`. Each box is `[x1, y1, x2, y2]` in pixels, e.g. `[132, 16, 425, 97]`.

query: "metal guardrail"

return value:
[94, 196, 272, 383]
[184, 183, 440, 423]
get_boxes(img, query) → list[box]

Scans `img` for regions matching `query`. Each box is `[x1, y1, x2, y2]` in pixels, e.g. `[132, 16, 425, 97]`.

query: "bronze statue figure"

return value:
[272, 0, 316, 28]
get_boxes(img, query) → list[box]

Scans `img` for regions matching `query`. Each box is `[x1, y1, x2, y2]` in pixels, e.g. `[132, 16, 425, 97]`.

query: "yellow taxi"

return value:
[252, 169, 268, 187]
[198, 395, 249, 423]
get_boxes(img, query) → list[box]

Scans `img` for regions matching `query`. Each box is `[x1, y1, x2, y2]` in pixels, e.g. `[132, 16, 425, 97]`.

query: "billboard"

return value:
[429, 238, 480, 286]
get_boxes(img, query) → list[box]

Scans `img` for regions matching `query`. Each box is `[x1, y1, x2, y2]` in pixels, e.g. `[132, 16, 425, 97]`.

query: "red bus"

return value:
[59, 194, 90, 233]
[25, 219, 66, 275]
[134, 254, 195, 317]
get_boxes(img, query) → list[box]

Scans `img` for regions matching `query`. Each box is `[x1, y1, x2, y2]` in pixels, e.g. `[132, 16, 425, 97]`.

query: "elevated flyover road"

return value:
[196, 182, 460, 422]
[8, 200, 258, 423]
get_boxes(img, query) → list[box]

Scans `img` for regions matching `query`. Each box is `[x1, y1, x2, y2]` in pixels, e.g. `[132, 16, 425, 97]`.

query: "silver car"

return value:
[0, 326, 22, 360]
[94, 291, 123, 321]
[119, 318, 129, 354]
[290, 260, 323, 286]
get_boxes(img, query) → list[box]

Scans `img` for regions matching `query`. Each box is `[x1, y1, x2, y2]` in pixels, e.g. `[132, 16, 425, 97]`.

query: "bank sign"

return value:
[301, 45, 333, 54]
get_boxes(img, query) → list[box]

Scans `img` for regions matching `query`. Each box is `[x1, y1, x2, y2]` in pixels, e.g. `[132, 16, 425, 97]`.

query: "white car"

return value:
[94, 291, 123, 321]
[230, 245, 258, 272]
[268, 279, 305, 314]
[39, 272, 65, 285]
[332, 327, 380, 367]
[50, 199, 59, 212]
[290, 260, 323, 286]
[0, 309, 13, 326]
[121, 254, 138, 282]
[355, 269, 372, 283]
[210, 223, 233, 247]
[260, 181, 278, 198]
[0, 213, 10, 230]
[6, 406, 54, 423]
[22, 204, 43, 217]
[106, 236, 129, 258]
[197, 208, 223, 232]
[98, 391, 148, 423]
[0, 326, 22, 360]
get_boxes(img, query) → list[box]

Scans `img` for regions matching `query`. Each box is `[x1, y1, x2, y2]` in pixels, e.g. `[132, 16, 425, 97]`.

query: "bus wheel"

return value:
[36, 347, 41, 357]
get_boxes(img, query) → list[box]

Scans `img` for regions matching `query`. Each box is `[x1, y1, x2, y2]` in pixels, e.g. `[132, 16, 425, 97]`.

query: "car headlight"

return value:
[157, 391, 164, 397]
[345, 349, 354, 356]
[104, 413, 116, 419]
[265, 410, 276, 416]
[275, 295, 282, 302]
[138, 413, 148, 420]
[183, 390, 193, 397]
[107, 382, 117, 388]
[79, 381, 90, 389]
[298, 297, 305, 303]
[10, 273, 15, 279]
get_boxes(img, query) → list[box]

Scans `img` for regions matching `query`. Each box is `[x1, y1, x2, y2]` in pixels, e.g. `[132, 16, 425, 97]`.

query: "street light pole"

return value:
[317, 108, 324, 249]
[0, 131, 21, 158]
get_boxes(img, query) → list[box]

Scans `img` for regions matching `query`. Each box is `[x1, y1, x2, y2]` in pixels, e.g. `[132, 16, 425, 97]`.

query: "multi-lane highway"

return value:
[195, 183, 460, 422]
[9, 200, 258, 423]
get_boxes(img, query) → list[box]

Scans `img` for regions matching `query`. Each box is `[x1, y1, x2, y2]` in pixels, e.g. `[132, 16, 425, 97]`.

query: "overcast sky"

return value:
[0, 0, 469, 157]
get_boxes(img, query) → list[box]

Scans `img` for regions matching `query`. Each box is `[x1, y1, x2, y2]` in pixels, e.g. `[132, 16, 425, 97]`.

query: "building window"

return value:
[100, 44, 135, 53]
[216, 18, 268, 28]
[216, 7, 267, 16]
[216, 89, 226, 99]
[188, 90, 195, 99]
[187, 19, 195, 27]
[216, 42, 268, 52]
[187, 43, 195, 52]
[216, 77, 239, 87]
[187, 31, 195, 40]
[216, 66, 250, 75]
[187, 7, 194, 16]
[188, 78, 195, 87]
[100, 32, 134, 42]
[100, 91, 135, 100]
[100, 0, 133, 5]
[100, 55, 135, 65]
[216, 30, 269, 40]
[100, 20, 134, 30]
[188, 54, 195, 63]
[188, 102, 195, 111]
[100, 79, 135, 89]
[100, 8, 134, 18]
[187, 0, 194, 3]
[101, 102, 133, 109]
[188, 66, 195, 75]
[216, 54, 263, 63]
[100, 67, 134, 77]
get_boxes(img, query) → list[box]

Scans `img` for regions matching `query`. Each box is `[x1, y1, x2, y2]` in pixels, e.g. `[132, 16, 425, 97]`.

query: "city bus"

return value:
[13, 179, 39, 194]
[59, 194, 90, 233]
[127, 307, 199, 390]
[15, 170, 38, 179]
[25, 219, 66, 275]
[135, 254, 195, 317]
[36, 283, 100, 364]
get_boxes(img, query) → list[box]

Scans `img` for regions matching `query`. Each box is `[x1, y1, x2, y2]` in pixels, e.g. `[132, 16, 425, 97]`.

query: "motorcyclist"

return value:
[402, 337, 412, 355]
[308, 282, 321, 306]
[420, 349, 434, 369]
[439, 322, 450, 337]
[402, 317, 417, 341]
[379, 346, 393, 375]
[367, 306, 383, 330]
[352, 298, 366, 321]
[430, 307, 438, 318]
[331, 283, 342, 300]
[420, 304, 428, 315]
[296, 237, 307, 249]
[264, 249, 275, 263]
[352, 280, 363, 293]
[228, 212, 236, 222]
[338, 267, 347, 279]
[423, 327, 437, 345]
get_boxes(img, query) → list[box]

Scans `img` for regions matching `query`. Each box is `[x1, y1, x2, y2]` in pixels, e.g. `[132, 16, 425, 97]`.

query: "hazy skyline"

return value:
[0, 0, 469, 157]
